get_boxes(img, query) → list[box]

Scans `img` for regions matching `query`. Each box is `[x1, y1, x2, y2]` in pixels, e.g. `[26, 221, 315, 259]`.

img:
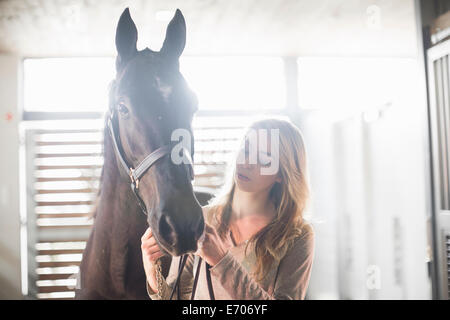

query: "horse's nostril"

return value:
[159, 214, 177, 246]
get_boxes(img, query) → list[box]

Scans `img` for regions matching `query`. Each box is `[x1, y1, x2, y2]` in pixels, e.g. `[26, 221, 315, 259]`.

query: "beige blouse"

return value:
[147, 210, 315, 300]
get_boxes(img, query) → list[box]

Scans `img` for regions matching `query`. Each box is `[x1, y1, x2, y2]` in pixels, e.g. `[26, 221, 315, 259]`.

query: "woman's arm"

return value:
[141, 227, 195, 300]
[209, 227, 315, 300]
[147, 254, 195, 300]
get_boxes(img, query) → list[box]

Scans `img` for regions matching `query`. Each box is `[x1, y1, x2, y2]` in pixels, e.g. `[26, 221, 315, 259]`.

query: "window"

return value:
[297, 57, 417, 111]
[24, 58, 115, 112]
[181, 56, 285, 110]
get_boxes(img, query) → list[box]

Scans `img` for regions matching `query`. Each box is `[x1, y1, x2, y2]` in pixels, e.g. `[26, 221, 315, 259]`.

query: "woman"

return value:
[141, 118, 315, 300]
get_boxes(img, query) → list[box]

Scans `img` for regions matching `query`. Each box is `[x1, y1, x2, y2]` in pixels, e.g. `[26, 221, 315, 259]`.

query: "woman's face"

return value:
[234, 130, 281, 193]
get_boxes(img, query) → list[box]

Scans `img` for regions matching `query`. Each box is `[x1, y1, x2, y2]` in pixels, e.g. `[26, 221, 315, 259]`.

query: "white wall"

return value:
[0, 55, 22, 299]
[303, 0, 432, 300]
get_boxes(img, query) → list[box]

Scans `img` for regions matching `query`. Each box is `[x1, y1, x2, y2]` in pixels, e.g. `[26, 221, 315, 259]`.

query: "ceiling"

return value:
[0, 0, 419, 57]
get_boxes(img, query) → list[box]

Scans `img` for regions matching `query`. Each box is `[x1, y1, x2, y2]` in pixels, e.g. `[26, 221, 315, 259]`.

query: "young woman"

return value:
[141, 118, 315, 300]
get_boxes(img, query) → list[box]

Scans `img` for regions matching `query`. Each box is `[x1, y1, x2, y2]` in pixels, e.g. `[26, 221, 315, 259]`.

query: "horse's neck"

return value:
[98, 131, 136, 219]
[90, 130, 146, 296]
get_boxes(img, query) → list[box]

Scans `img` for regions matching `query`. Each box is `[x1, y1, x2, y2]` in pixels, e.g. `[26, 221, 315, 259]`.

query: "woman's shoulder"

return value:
[298, 222, 315, 241]
[288, 222, 315, 257]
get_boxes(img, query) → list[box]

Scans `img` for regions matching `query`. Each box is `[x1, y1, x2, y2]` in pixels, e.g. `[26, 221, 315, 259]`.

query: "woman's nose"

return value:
[237, 163, 255, 176]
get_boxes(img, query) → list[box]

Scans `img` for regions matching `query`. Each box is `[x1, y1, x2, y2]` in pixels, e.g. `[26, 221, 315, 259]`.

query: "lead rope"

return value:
[154, 254, 215, 300]
[190, 256, 202, 300]
[154, 259, 164, 300]
[169, 255, 188, 300]
[153, 254, 184, 300]
[190, 257, 215, 300]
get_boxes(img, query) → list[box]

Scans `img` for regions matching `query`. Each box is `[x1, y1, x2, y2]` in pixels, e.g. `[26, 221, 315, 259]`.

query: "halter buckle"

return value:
[129, 168, 140, 189]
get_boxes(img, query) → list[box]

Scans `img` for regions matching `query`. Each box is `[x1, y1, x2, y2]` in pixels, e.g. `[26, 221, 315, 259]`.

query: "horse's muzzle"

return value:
[156, 208, 204, 256]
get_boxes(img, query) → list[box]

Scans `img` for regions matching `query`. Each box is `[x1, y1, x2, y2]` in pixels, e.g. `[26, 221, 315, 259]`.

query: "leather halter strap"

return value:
[107, 108, 194, 216]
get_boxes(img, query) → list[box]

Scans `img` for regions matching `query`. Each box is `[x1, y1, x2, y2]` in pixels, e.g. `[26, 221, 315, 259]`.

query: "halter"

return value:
[107, 106, 194, 216]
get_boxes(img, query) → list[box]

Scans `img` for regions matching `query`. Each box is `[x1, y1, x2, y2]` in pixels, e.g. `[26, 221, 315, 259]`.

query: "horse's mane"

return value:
[87, 81, 116, 220]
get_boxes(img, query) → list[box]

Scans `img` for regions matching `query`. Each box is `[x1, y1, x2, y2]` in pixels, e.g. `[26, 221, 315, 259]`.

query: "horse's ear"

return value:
[115, 8, 138, 69]
[160, 9, 186, 61]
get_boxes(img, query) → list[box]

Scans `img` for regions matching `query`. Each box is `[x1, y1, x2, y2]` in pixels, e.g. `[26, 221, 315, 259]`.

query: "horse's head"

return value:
[110, 8, 204, 256]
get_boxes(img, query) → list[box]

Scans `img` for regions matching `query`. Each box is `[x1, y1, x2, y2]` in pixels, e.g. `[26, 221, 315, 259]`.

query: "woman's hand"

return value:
[141, 227, 164, 293]
[195, 223, 233, 267]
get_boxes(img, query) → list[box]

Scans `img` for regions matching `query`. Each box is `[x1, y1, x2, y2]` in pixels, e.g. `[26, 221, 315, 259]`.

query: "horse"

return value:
[75, 8, 209, 299]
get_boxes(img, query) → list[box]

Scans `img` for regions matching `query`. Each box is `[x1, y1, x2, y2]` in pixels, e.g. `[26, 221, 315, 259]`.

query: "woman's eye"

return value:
[258, 154, 272, 167]
[261, 161, 272, 167]
[259, 158, 271, 167]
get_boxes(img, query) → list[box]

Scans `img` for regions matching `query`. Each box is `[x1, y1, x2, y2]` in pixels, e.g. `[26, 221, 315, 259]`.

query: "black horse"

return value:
[76, 8, 209, 299]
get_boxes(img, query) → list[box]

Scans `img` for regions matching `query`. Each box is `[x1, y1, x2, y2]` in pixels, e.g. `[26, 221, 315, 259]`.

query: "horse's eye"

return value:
[117, 102, 129, 116]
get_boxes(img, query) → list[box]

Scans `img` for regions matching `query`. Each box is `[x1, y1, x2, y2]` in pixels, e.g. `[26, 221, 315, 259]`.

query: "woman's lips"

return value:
[237, 172, 250, 181]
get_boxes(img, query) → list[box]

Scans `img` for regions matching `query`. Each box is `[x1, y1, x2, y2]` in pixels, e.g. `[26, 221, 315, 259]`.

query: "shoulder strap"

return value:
[205, 261, 215, 300]
[272, 260, 281, 290]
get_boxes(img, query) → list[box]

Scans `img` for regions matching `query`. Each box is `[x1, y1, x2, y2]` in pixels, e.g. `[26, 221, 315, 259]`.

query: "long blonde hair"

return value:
[207, 118, 312, 282]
